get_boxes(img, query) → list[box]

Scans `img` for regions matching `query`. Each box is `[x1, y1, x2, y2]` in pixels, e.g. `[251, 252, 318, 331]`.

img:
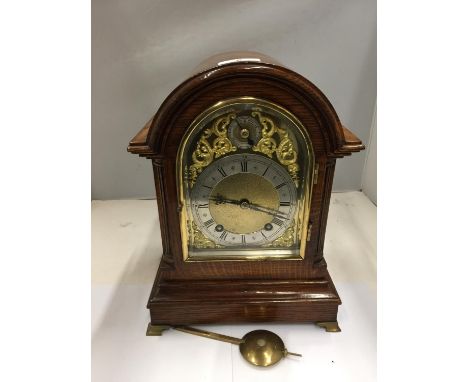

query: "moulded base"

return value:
[146, 271, 341, 331]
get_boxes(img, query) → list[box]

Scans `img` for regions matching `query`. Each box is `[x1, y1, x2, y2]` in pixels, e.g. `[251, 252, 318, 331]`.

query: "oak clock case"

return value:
[127, 52, 364, 335]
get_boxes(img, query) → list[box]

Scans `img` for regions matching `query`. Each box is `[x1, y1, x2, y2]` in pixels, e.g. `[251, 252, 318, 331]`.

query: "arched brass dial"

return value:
[178, 97, 314, 260]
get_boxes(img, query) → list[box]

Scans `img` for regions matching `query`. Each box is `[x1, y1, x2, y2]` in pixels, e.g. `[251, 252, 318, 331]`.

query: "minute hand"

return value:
[246, 203, 290, 220]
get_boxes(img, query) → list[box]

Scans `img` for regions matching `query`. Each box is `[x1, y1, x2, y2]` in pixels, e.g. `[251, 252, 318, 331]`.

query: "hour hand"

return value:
[209, 194, 239, 206]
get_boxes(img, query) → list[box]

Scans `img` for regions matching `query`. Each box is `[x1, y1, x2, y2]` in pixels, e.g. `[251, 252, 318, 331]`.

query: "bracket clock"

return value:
[127, 52, 364, 335]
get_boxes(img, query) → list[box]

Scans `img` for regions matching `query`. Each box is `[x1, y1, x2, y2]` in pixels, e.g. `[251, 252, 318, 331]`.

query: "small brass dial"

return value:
[227, 115, 261, 149]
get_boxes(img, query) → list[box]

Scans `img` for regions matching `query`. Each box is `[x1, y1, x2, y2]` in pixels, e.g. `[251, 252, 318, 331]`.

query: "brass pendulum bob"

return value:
[174, 326, 302, 367]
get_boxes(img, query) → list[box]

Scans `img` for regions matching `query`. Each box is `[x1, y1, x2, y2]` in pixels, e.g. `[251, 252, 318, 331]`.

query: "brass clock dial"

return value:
[191, 153, 297, 246]
[178, 97, 314, 261]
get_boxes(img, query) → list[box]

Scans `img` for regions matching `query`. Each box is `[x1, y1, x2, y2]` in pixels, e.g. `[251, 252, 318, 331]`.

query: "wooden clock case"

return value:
[128, 52, 364, 334]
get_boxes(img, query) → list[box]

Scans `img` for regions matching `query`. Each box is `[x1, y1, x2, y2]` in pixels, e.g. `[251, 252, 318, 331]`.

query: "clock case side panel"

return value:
[128, 62, 364, 326]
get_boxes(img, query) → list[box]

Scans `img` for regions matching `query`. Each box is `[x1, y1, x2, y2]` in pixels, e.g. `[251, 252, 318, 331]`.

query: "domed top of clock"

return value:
[190, 51, 283, 73]
[127, 51, 364, 160]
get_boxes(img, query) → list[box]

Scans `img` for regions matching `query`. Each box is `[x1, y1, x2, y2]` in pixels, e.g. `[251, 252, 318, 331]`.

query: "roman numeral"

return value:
[271, 217, 284, 226]
[217, 167, 227, 177]
[241, 235, 246, 245]
[202, 185, 212, 190]
[220, 231, 228, 240]
[262, 166, 270, 176]
[261, 231, 267, 239]
[241, 160, 248, 172]
[203, 219, 215, 228]
[197, 203, 208, 208]
[279, 201, 291, 206]
[275, 182, 287, 189]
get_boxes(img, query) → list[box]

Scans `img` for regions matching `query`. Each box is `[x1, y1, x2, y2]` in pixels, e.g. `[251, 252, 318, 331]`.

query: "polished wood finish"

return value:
[128, 52, 364, 331]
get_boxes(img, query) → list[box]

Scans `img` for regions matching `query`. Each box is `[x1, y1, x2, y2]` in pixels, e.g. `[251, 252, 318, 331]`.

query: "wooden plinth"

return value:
[147, 271, 340, 326]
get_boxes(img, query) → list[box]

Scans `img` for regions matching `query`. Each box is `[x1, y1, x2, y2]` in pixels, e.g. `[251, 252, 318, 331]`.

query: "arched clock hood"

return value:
[128, 51, 364, 159]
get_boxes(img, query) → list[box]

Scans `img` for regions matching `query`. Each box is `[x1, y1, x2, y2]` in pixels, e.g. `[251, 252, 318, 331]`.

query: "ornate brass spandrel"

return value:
[188, 113, 237, 187]
[263, 219, 296, 248]
[188, 220, 222, 249]
[251, 109, 299, 187]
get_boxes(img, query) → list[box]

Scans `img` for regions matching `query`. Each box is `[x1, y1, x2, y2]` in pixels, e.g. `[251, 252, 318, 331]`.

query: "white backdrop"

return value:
[92, 0, 376, 199]
[362, 104, 377, 204]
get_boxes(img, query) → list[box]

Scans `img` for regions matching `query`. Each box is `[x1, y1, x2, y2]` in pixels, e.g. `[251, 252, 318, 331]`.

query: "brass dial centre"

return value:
[209, 173, 279, 234]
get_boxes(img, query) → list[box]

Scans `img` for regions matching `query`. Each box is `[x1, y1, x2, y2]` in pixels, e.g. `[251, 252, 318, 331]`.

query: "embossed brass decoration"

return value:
[189, 221, 220, 249]
[264, 219, 296, 248]
[188, 113, 237, 187]
[251, 109, 300, 186]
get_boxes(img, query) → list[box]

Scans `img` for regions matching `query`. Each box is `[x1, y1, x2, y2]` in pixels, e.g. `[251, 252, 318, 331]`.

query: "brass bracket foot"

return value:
[146, 323, 170, 336]
[316, 321, 341, 332]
